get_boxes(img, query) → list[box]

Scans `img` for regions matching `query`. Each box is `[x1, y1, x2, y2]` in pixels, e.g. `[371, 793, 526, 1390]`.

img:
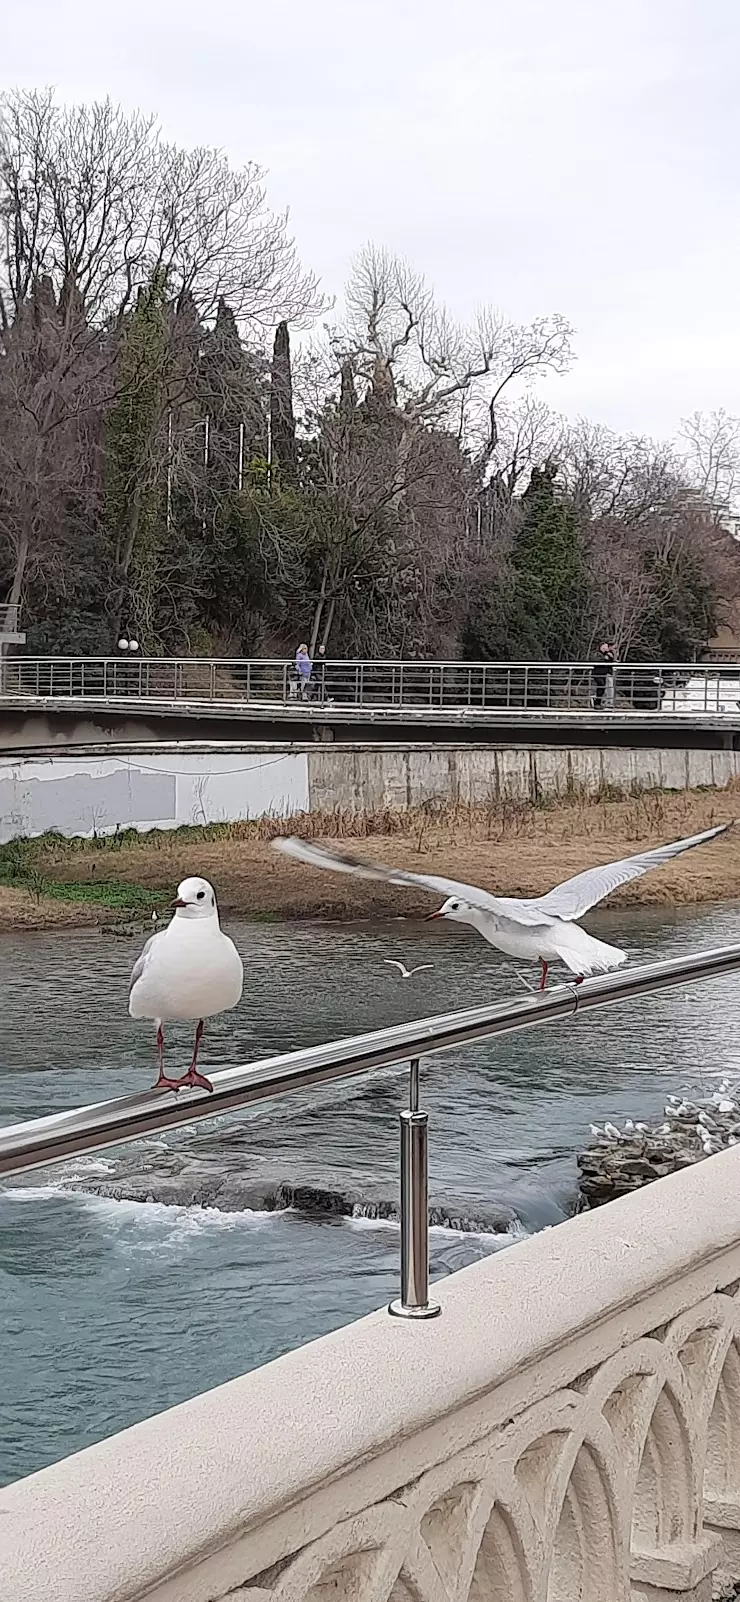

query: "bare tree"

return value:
[583, 519, 660, 656]
[0, 88, 321, 630]
[680, 410, 740, 519]
[287, 251, 573, 655]
[556, 419, 682, 525]
[335, 246, 573, 512]
[0, 89, 321, 330]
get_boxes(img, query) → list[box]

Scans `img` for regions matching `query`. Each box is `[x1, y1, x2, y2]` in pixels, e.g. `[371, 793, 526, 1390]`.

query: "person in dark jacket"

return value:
[591, 642, 616, 709]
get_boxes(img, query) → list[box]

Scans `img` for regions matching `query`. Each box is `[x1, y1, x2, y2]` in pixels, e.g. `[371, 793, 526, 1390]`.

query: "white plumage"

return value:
[274, 824, 728, 987]
[129, 876, 243, 1092]
[383, 959, 434, 979]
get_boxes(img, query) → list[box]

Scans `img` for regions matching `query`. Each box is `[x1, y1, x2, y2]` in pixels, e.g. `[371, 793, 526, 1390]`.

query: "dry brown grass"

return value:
[8, 782, 737, 928]
[0, 886, 111, 931]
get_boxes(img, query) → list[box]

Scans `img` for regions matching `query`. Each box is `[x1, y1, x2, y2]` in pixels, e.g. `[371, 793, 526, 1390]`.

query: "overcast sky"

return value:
[5, 0, 739, 439]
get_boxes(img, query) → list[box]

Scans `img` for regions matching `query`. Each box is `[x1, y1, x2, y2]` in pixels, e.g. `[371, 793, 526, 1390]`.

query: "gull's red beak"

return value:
[172, 897, 187, 908]
[425, 910, 443, 920]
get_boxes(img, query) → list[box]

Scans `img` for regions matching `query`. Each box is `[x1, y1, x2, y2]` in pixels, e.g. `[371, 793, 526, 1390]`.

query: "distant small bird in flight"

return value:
[129, 876, 243, 1092]
[383, 959, 434, 980]
[274, 824, 729, 988]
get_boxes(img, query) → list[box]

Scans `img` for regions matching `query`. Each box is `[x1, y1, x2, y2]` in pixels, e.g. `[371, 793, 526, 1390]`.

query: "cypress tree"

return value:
[104, 271, 169, 642]
[269, 320, 297, 482]
[462, 463, 587, 661]
[506, 464, 586, 659]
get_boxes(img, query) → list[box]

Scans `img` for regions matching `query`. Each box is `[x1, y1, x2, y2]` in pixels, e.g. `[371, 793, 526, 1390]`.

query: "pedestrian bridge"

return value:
[3, 949, 740, 1602]
[2, 656, 740, 751]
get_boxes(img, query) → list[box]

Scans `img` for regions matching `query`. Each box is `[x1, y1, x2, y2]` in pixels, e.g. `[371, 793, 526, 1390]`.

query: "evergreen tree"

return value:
[201, 298, 266, 494]
[509, 464, 586, 657]
[463, 465, 587, 660]
[269, 320, 297, 482]
[104, 271, 169, 644]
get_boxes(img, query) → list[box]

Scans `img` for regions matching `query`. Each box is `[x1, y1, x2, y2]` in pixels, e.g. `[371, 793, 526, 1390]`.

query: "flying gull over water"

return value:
[383, 960, 434, 980]
[274, 825, 729, 988]
[129, 876, 243, 1092]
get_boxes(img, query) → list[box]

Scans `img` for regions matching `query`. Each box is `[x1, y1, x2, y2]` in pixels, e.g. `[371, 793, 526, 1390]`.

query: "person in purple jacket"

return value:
[295, 643, 312, 699]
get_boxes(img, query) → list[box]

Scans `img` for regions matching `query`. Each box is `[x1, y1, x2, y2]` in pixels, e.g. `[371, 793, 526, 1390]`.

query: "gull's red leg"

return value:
[152, 1024, 184, 1092]
[539, 961, 549, 991]
[181, 1020, 213, 1093]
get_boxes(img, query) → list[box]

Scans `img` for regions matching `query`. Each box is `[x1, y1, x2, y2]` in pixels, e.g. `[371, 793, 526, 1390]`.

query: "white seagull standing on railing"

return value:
[274, 824, 729, 989]
[129, 876, 243, 1092]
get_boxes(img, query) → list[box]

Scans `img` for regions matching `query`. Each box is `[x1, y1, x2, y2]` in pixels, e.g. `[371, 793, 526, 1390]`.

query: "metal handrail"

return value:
[2, 943, 740, 1316]
[3, 655, 740, 719]
[0, 655, 735, 667]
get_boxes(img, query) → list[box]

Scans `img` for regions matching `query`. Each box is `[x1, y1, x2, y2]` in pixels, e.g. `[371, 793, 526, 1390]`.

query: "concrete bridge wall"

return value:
[1, 741, 739, 842]
[3, 696, 740, 752]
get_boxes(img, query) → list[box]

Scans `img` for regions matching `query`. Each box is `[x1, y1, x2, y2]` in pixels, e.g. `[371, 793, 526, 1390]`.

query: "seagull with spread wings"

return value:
[383, 959, 435, 980]
[275, 824, 729, 989]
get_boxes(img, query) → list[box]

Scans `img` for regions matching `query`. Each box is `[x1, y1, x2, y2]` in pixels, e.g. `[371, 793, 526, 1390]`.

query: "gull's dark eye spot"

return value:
[197, 890, 205, 900]
[450, 901, 460, 911]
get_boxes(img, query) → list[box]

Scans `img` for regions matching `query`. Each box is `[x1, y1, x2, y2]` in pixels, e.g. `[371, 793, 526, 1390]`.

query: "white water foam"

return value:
[1, 1184, 527, 1248]
[344, 1212, 529, 1245]
[1, 1183, 285, 1248]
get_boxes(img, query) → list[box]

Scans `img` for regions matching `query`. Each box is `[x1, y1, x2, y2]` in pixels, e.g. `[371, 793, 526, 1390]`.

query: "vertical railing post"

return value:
[389, 1058, 440, 1320]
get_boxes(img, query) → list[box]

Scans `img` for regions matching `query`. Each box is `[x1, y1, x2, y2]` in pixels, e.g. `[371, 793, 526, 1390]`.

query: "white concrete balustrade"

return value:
[4, 1148, 740, 1602]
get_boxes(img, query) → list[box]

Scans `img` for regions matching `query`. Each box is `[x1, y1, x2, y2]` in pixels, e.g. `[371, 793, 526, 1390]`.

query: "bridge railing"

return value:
[4, 944, 740, 1600]
[3, 655, 740, 714]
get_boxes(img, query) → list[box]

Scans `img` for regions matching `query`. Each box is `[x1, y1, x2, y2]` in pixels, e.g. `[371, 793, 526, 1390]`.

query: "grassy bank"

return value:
[0, 781, 738, 931]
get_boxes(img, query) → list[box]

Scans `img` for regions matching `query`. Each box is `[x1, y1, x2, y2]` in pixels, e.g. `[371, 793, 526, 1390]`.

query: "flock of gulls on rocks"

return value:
[590, 1086, 740, 1158]
[578, 1082, 740, 1208]
[127, 822, 730, 1098]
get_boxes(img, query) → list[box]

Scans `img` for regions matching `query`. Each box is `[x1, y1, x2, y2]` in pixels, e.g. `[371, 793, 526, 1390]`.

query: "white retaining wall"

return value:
[0, 743, 738, 841]
[0, 748, 310, 842]
[3, 1146, 740, 1601]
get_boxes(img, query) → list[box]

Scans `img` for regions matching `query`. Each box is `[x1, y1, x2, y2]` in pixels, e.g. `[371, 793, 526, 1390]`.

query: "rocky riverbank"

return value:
[578, 1082, 740, 1208]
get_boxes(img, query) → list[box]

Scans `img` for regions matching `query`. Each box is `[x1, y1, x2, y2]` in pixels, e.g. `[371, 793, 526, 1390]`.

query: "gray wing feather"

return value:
[129, 932, 159, 994]
[273, 837, 550, 927]
[531, 823, 729, 921]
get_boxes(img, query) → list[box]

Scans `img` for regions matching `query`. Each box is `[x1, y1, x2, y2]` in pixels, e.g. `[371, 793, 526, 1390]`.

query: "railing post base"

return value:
[388, 1297, 441, 1320]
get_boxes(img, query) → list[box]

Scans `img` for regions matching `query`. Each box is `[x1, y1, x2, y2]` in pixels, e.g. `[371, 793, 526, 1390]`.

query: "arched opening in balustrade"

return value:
[547, 1440, 620, 1602]
[705, 1336, 740, 1504]
[468, 1502, 533, 1602]
[420, 1481, 479, 1595]
[631, 1382, 693, 1552]
[303, 1547, 386, 1602]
